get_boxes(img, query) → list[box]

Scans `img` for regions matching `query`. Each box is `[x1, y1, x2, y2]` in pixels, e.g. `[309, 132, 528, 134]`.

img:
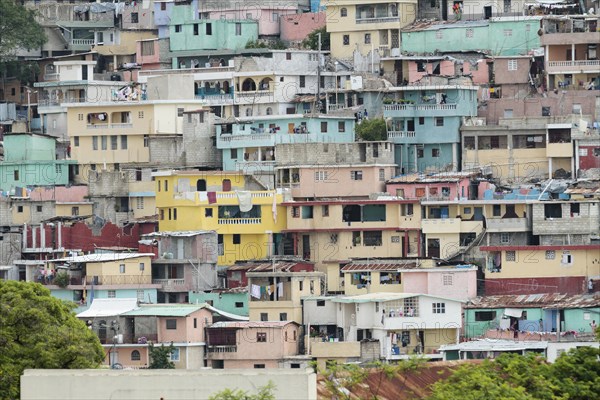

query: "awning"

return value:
[504, 308, 524, 318]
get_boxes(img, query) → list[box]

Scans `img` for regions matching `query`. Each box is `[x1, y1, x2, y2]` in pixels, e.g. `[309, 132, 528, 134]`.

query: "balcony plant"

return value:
[54, 272, 69, 288]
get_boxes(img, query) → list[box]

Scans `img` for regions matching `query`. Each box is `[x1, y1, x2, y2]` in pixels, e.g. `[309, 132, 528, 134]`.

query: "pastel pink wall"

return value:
[426, 270, 477, 301]
[136, 40, 160, 66]
[29, 185, 88, 202]
[407, 60, 455, 83]
[402, 272, 428, 294]
[387, 180, 492, 200]
[207, 8, 297, 36]
[280, 12, 326, 42]
[463, 61, 489, 85]
[294, 166, 395, 198]
[158, 309, 212, 343]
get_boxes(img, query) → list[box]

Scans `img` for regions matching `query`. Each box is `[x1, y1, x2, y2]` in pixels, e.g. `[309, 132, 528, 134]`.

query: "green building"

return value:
[0, 133, 76, 191]
[189, 289, 248, 317]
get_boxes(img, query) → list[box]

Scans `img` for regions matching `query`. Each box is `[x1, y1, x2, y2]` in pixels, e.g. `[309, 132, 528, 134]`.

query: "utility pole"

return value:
[316, 32, 321, 115]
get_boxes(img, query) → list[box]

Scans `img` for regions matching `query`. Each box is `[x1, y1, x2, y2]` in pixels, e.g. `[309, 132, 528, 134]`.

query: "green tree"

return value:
[208, 381, 276, 400]
[302, 27, 330, 51]
[356, 118, 387, 141]
[53, 271, 69, 288]
[148, 342, 175, 369]
[0, 281, 104, 400]
[0, 1, 46, 59]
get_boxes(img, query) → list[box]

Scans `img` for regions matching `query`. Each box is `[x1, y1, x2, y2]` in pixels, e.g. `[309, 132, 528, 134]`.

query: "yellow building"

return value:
[154, 170, 288, 265]
[283, 199, 421, 292]
[66, 100, 204, 182]
[325, 0, 417, 59]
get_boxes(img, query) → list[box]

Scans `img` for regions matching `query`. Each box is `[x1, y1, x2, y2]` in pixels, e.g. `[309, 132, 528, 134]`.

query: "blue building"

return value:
[383, 85, 478, 173]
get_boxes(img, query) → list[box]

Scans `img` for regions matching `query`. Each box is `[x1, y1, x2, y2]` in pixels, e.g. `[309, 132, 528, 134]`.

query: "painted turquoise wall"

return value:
[189, 292, 248, 316]
[0, 161, 75, 191]
[564, 308, 600, 334]
[402, 19, 541, 56]
[4, 134, 57, 162]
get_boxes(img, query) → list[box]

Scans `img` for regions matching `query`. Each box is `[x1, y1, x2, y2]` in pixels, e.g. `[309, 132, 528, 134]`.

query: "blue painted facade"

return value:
[383, 86, 478, 173]
[189, 291, 249, 316]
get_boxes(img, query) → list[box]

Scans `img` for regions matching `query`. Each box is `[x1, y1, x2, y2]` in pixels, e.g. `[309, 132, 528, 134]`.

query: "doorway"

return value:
[427, 239, 440, 258]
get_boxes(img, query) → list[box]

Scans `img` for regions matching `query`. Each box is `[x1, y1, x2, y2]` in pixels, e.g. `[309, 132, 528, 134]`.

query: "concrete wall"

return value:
[21, 369, 317, 400]
[280, 12, 326, 43]
[276, 142, 395, 166]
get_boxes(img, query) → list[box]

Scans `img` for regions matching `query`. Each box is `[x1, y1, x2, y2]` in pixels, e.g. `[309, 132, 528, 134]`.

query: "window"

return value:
[432, 148, 440, 157]
[257, 332, 267, 342]
[351, 171, 363, 180]
[101, 136, 107, 150]
[136, 197, 144, 210]
[177, 108, 184, 117]
[121, 135, 128, 149]
[419, 117, 425, 125]
[506, 251, 516, 262]
[254, 364, 266, 369]
[364, 33, 371, 44]
[260, 313, 268, 321]
[379, 169, 385, 182]
[572, 104, 582, 114]
[417, 148, 424, 158]
[233, 234, 241, 245]
[443, 274, 453, 286]
[291, 206, 300, 218]
[173, 208, 177, 220]
[340, 8, 347, 16]
[166, 319, 177, 330]
[230, 149, 238, 159]
[299, 280, 304, 291]
[500, 233, 510, 244]
[435, 117, 444, 126]
[119, 264, 126, 273]
[141, 41, 154, 56]
[338, 121, 345, 132]
[321, 121, 328, 132]
[161, 2, 166, 11]
[503, 29, 513, 37]
[493, 204, 501, 217]
[363, 231, 383, 246]
[169, 348, 180, 362]
[73, 136, 79, 147]
[272, 13, 279, 22]
[108, 290, 116, 298]
[36, 205, 42, 212]
[130, 12, 138, 23]
[546, 250, 555, 260]
[235, 302, 244, 308]
[475, 311, 497, 321]
[380, 272, 401, 284]
[317, 300, 326, 307]
[315, 171, 328, 181]
[542, 107, 551, 117]
[175, 25, 182, 33]
[108, 135, 117, 150]
[279, 313, 287, 321]
[508, 59, 517, 71]
[71, 207, 79, 216]
[465, 28, 473, 38]
[131, 350, 141, 361]
[235, 23, 241, 36]
[561, 252, 572, 265]
[139, 262, 145, 272]
[286, 52, 292, 60]
[299, 75, 305, 88]
[13, 170, 19, 180]
[302, 206, 313, 219]
[343, 35, 350, 45]
[193, 318, 197, 329]
[432, 303, 446, 314]
[205, 208, 213, 217]
[165, 180, 168, 191]
[436, 30, 443, 39]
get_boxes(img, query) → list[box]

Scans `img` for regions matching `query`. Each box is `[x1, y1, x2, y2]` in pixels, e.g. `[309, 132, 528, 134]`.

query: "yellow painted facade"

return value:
[12, 205, 31, 225]
[82, 256, 153, 285]
[463, 148, 549, 183]
[154, 171, 287, 265]
[325, 0, 417, 59]
[55, 203, 93, 217]
[128, 181, 156, 219]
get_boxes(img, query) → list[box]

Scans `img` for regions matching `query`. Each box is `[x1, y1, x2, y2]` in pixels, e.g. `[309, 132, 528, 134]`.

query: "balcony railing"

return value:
[152, 278, 185, 287]
[194, 94, 234, 104]
[387, 130, 416, 138]
[220, 133, 272, 143]
[548, 60, 600, 68]
[71, 38, 95, 46]
[110, 123, 133, 129]
[356, 16, 398, 24]
[44, 73, 59, 82]
[384, 104, 458, 111]
[87, 123, 108, 129]
[218, 218, 262, 225]
[86, 275, 152, 285]
[207, 345, 238, 353]
[236, 90, 272, 98]
[138, 66, 235, 77]
[327, 104, 348, 111]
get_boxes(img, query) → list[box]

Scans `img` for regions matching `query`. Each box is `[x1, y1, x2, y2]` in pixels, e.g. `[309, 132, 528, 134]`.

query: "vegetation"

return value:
[428, 347, 600, 400]
[245, 39, 287, 50]
[356, 118, 388, 141]
[208, 381, 276, 400]
[302, 27, 330, 51]
[0, 1, 46, 59]
[53, 271, 70, 288]
[0, 281, 104, 400]
[148, 342, 176, 369]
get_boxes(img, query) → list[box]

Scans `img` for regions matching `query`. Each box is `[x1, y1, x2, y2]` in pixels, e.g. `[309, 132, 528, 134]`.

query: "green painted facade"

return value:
[402, 17, 541, 56]
[189, 291, 248, 316]
[169, 4, 258, 53]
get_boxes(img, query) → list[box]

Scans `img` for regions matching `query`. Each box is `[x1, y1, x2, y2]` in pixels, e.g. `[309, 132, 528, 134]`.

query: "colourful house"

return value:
[153, 170, 288, 266]
[0, 133, 76, 191]
[189, 289, 249, 317]
[383, 85, 479, 173]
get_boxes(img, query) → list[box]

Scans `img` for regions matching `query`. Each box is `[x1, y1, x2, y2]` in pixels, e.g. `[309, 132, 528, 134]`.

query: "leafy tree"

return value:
[0, 1, 46, 59]
[54, 272, 69, 288]
[356, 118, 387, 141]
[427, 348, 600, 400]
[302, 27, 330, 51]
[0, 281, 104, 400]
[208, 381, 276, 400]
[148, 342, 175, 369]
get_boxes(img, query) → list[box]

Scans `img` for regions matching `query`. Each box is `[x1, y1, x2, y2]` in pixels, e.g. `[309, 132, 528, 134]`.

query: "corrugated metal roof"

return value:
[466, 293, 600, 309]
[331, 292, 463, 304]
[341, 261, 419, 272]
[440, 339, 548, 352]
[77, 298, 139, 318]
[46, 252, 155, 263]
[122, 304, 207, 317]
[227, 261, 313, 272]
[142, 230, 215, 238]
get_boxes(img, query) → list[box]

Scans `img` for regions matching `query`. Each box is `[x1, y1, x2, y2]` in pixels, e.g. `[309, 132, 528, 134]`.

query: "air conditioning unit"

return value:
[330, 234, 338, 244]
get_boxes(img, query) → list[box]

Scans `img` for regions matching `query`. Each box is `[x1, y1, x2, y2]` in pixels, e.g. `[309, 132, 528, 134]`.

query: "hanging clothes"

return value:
[272, 191, 278, 223]
[207, 192, 217, 204]
[277, 282, 284, 298]
[251, 284, 261, 299]
[236, 191, 252, 212]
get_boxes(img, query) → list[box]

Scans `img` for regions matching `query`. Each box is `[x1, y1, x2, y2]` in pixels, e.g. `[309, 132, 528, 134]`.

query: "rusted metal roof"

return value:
[466, 293, 600, 309]
[227, 260, 314, 272]
[341, 261, 419, 272]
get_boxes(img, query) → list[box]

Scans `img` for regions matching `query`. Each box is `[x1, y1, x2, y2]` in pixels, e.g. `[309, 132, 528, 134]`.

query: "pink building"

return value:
[201, 6, 299, 37]
[386, 172, 492, 200]
[206, 321, 301, 369]
[280, 12, 326, 43]
[405, 57, 489, 85]
[402, 266, 478, 301]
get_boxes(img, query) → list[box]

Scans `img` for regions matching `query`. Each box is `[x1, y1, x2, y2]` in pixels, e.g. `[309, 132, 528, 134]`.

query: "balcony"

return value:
[356, 16, 398, 24]
[421, 218, 483, 234]
[546, 142, 573, 158]
[194, 93, 234, 105]
[547, 60, 600, 74]
[86, 275, 152, 285]
[387, 131, 415, 139]
[383, 103, 459, 118]
[87, 123, 108, 129]
[217, 218, 262, 225]
[70, 38, 95, 51]
[152, 278, 186, 289]
[384, 104, 458, 111]
[207, 345, 238, 353]
[110, 123, 133, 129]
[220, 133, 272, 144]
[486, 218, 531, 232]
[138, 66, 235, 78]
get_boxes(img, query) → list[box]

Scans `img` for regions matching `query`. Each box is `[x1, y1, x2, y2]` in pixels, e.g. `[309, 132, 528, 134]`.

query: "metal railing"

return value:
[71, 39, 95, 46]
[217, 218, 262, 225]
[207, 345, 238, 353]
[384, 104, 458, 111]
[387, 131, 416, 138]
